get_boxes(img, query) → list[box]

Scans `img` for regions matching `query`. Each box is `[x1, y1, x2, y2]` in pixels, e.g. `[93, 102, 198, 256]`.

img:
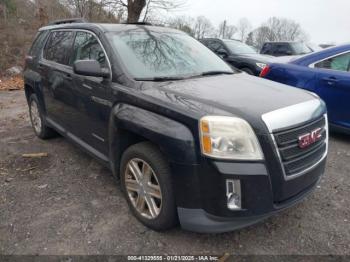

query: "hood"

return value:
[140, 73, 318, 134]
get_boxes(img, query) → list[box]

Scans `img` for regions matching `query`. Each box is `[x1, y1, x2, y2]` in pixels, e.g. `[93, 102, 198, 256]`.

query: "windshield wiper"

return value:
[135, 76, 185, 82]
[135, 71, 234, 82]
[200, 71, 234, 76]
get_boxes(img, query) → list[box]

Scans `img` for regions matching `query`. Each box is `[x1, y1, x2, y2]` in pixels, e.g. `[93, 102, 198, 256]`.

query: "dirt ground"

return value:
[0, 90, 349, 256]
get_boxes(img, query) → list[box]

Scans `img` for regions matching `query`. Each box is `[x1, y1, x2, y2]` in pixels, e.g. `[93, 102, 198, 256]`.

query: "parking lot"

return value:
[0, 90, 349, 255]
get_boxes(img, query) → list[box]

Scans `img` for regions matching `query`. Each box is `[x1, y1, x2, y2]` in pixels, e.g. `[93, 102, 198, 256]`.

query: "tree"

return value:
[218, 21, 237, 39]
[264, 17, 308, 42]
[237, 18, 252, 42]
[0, 0, 17, 23]
[193, 15, 214, 39]
[247, 17, 309, 49]
[225, 25, 237, 39]
[168, 15, 195, 36]
[245, 32, 254, 46]
[112, 0, 186, 23]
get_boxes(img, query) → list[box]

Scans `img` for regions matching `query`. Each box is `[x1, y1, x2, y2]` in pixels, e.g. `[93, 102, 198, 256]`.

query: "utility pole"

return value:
[222, 20, 227, 39]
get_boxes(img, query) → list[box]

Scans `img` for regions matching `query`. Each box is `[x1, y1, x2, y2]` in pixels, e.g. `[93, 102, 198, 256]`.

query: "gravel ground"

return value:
[0, 91, 349, 256]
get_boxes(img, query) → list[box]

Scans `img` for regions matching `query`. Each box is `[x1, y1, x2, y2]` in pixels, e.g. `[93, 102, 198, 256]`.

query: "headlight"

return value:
[256, 63, 267, 69]
[199, 116, 263, 160]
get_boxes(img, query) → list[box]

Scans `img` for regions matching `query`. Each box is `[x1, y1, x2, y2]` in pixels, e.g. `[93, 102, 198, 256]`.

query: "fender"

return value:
[109, 103, 198, 174]
[24, 70, 47, 114]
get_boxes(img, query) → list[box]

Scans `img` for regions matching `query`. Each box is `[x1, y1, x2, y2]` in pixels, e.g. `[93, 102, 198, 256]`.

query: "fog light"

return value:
[226, 179, 242, 210]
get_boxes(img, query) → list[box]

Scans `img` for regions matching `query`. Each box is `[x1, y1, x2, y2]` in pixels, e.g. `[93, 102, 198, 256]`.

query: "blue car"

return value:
[260, 44, 350, 133]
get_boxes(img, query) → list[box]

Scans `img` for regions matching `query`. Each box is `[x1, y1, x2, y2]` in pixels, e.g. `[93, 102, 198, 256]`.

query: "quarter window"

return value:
[71, 32, 107, 68]
[29, 31, 49, 56]
[43, 31, 74, 65]
[315, 52, 350, 72]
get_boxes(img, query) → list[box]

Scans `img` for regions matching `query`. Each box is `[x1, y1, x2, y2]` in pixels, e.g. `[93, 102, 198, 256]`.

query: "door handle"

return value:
[322, 77, 338, 86]
[64, 73, 73, 81]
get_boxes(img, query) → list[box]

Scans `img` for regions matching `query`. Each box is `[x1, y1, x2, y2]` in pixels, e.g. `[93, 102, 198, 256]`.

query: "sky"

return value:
[175, 0, 350, 44]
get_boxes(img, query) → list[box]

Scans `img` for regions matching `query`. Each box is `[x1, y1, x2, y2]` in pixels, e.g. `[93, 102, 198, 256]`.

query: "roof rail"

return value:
[122, 22, 153, 26]
[48, 18, 88, 26]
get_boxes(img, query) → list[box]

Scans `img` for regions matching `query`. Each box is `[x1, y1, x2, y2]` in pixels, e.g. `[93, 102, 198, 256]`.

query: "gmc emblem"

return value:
[298, 128, 323, 149]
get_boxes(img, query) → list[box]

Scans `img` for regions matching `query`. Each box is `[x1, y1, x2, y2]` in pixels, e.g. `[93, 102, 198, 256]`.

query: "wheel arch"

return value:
[108, 103, 198, 178]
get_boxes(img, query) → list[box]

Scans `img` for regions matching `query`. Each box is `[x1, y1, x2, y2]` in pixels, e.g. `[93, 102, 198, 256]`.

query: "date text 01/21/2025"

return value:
[127, 255, 220, 261]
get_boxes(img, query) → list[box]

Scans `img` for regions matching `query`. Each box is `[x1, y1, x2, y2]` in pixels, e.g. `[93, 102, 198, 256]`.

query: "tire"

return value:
[241, 67, 255, 75]
[29, 94, 56, 139]
[120, 142, 178, 231]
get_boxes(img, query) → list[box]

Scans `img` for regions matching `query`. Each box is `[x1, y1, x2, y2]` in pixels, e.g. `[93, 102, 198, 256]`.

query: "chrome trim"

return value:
[92, 133, 105, 142]
[268, 114, 328, 181]
[41, 29, 112, 81]
[262, 100, 328, 181]
[262, 99, 325, 133]
[83, 83, 93, 90]
[226, 179, 242, 210]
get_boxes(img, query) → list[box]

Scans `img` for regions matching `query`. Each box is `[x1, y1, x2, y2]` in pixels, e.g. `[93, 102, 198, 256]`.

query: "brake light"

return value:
[259, 65, 270, 78]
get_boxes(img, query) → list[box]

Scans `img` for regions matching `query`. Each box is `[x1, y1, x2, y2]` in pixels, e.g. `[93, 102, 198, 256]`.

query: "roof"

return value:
[264, 41, 303, 44]
[39, 22, 183, 34]
[201, 38, 241, 42]
[291, 43, 350, 66]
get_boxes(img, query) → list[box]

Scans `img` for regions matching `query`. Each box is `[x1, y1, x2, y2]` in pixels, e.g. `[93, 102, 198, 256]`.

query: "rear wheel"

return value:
[120, 142, 177, 231]
[29, 94, 56, 139]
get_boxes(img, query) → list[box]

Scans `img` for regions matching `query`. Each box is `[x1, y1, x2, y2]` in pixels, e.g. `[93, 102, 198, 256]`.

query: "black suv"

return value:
[260, 42, 313, 56]
[24, 19, 328, 233]
[201, 38, 273, 76]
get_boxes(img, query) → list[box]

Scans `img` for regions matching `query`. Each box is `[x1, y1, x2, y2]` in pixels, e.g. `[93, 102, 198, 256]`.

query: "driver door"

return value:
[69, 31, 113, 156]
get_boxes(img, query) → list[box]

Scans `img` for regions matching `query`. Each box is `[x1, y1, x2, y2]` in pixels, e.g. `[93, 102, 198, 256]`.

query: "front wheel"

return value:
[120, 142, 178, 231]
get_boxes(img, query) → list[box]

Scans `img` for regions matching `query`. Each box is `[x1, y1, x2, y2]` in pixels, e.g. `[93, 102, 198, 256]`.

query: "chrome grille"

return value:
[273, 116, 328, 179]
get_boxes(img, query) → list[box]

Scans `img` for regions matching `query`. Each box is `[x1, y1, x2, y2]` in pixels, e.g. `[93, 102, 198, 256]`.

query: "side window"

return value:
[274, 44, 291, 55]
[44, 31, 74, 65]
[71, 31, 107, 68]
[261, 44, 271, 54]
[315, 52, 350, 72]
[29, 31, 49, 56]
[207, 41, 223, 52]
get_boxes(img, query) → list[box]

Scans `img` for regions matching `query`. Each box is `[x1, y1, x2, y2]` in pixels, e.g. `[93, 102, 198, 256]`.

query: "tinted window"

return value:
[315, 52, 350, 72]
[71, 32, 107, 68]
[274, 44, 291, 55]
[261, 43, 272, 54]
[29, 31, 49, 56]
[206, 40, 223, 52]
[107, 30, 233, 79]
[44, 31, 74, 65]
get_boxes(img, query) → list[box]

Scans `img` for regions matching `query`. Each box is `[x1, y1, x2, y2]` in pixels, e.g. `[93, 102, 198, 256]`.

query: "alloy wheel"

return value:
[124, 158, 162, 219]
[30, 100, 42, 134]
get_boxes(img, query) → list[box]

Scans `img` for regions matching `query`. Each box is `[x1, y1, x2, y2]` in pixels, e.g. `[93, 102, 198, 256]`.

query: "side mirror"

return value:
[216, 49, 228, 59]
[73, 60, 110, 78]
[285, 50, 293, 56]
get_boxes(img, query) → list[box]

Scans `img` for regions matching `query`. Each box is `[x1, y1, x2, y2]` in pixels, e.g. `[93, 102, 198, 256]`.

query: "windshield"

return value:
[291, 42, 312, 55]
[107, 29, 233, 79]
[224, 40, 257, 55]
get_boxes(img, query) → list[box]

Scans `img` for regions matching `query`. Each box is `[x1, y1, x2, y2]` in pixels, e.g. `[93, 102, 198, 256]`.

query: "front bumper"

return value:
[177, 175, 321, 233]
[170, 157, 326, 233]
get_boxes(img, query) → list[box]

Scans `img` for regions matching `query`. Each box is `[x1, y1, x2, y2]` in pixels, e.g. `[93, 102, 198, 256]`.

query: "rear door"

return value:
[40, 30, 75, 129]
[314, 51, 350, 128]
